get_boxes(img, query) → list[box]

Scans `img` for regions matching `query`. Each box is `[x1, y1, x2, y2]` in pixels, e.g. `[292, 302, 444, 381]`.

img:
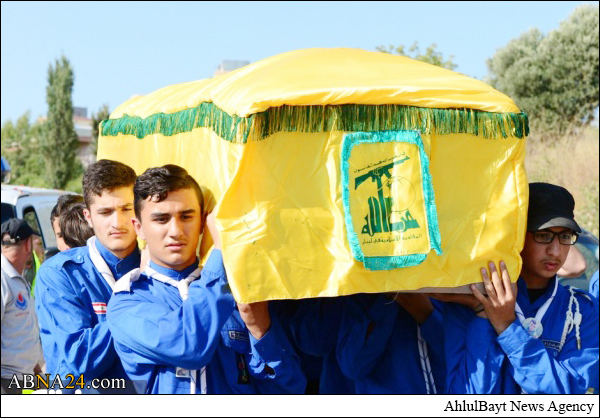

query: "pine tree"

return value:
[42, 55, 81, 189]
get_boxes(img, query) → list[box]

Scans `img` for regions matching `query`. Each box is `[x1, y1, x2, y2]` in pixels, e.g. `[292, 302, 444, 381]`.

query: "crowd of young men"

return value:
[2, 158, 598, 394]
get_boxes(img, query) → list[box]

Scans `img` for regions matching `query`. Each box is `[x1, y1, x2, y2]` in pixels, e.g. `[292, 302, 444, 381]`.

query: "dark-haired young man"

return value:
[444, 183, 599, 394]
[58, 202, 94, 249]
[35, 160, 139, 390]
[107, 164, 306, 394]
[50, 194, 85, 252]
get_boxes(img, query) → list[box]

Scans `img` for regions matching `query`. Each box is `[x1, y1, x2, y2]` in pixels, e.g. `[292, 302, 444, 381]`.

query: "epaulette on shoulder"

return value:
[44, 247, 87, 268]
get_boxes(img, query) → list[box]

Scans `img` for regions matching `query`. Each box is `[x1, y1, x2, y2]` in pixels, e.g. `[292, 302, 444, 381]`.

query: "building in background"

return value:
[72, 107, 94, 168]
[35, 106, 95, 169]
[214, 60, 249, 77]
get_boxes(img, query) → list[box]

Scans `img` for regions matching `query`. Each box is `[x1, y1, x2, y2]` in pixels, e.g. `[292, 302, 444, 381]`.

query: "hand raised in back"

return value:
[471, 261, 518, 335]
[427, 292, 480, 310]
[205, 211, 221, 251]
[237, 301, 271, 340]
[389, 293, 434, 324]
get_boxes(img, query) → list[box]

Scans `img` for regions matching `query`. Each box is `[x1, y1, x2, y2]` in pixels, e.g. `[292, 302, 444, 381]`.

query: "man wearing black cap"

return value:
[443, 182, 599, 394]
[1, 219, 44, 394]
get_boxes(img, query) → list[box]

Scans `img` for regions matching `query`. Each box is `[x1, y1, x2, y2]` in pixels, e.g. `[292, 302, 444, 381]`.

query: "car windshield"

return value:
[557, 229, 599, 291]
[1, 203, 15, 225]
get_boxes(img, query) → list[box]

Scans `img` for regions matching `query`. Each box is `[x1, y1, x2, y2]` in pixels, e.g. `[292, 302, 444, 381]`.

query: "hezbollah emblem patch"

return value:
[341, 130, 442, 271]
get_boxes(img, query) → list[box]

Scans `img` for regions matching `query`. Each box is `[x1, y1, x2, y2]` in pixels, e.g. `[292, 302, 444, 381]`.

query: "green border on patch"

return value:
[341, 130, 442, 271]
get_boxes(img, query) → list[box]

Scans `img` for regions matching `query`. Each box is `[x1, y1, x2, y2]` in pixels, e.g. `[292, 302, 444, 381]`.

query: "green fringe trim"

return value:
[101, 102, 529, 143]
[101, 102, 255, 143]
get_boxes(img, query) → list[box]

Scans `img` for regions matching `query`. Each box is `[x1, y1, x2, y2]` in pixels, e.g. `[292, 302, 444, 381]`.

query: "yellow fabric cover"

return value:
[110, 48, 520, 119]
[98, 48, 528, 303]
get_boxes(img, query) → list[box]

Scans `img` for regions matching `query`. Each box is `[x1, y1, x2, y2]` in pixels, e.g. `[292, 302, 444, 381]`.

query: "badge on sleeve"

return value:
[236, 353, 250, 385]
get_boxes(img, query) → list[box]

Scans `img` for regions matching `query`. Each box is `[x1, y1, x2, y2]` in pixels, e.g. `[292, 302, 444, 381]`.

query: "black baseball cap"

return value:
[527, 182, 581, 233]
[1, 218, 39, 245]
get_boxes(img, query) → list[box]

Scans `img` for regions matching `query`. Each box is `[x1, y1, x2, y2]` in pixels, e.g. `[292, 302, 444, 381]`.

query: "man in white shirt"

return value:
[1, 219, 44, 394]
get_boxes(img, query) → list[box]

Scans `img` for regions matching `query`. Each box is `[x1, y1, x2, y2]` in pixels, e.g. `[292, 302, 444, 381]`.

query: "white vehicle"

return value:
[1, 184, 78, 250]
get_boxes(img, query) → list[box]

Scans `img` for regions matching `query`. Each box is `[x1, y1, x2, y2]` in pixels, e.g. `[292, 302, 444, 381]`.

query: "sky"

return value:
[0, 1, 595, 124]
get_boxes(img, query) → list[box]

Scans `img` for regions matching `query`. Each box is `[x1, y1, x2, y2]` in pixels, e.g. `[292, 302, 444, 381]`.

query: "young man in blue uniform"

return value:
[107, 165, 306, 394]
[50, 194, 84, 252]
[35, 160, 139, 391]
[335, 292, 446, 394]
[444, 182, 599, 394]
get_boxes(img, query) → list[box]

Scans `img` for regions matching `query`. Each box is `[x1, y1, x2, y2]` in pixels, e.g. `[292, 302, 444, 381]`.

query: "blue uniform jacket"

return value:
[288, 297, 356, 394]
[444, 276, 599, 394]
[336, 294, 446, 394]
[265, 300, 322, 393]
[34, 241, 140, 384]
[590, 270, 598, 300]
[107, 251, 306, 394]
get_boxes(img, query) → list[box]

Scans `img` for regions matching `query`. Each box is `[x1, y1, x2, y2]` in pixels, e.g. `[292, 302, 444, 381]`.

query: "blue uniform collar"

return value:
[516, 275, 557, 315]
[95, 239, 140, 280]
[147, 259, 199, 281]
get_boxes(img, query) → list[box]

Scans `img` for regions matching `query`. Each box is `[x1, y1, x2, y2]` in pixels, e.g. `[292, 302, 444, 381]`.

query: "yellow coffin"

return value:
[98, 48, 529, 303]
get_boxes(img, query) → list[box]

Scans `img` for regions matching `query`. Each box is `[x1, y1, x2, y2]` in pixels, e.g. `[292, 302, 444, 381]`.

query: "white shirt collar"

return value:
[1, 253, 22, 279]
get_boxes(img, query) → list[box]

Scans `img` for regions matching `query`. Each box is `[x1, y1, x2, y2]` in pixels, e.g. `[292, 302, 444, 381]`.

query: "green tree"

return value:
[41, 55, 82, 189]
[90, 103, 110, 157]
[1, 112, 47, 187]
[376, 41, 457, 70]
[487, 4, 599, 138]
